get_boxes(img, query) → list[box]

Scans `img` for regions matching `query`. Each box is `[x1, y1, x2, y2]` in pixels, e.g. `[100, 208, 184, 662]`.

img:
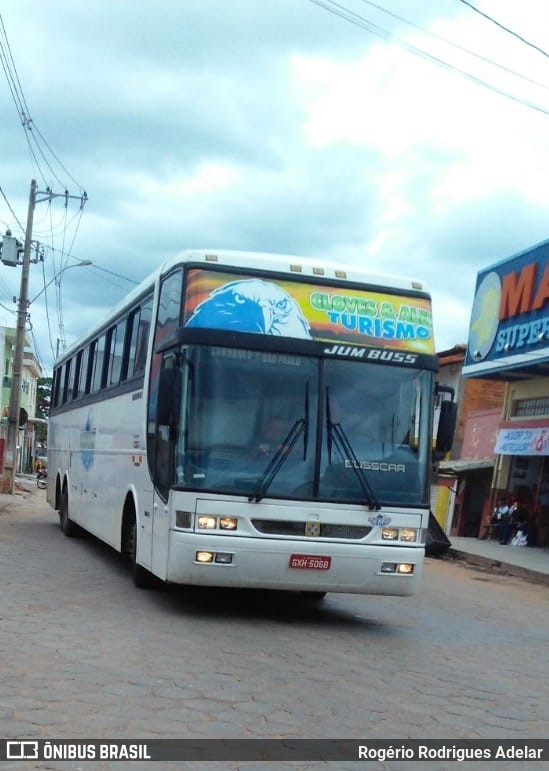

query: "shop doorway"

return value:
[461, 471, 492, 537]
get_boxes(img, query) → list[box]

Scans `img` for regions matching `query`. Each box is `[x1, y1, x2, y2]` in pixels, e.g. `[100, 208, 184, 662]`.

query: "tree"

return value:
[35, 377, 52, 446]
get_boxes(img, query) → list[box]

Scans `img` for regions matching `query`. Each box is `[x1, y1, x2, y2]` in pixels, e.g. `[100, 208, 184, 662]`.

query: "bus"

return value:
[48, 250, 455, 598]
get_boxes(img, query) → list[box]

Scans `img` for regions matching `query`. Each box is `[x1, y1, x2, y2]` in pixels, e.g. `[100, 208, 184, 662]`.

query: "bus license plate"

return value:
[289, 554, 331, 570]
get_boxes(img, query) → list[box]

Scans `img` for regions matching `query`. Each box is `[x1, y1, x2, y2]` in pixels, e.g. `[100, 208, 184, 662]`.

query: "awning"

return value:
[495, 426, 549, 455]
[438, 458, 494, 473]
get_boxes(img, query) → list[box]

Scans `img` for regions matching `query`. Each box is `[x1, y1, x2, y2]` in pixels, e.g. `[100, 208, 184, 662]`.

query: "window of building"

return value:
[513, 397, 549, 418]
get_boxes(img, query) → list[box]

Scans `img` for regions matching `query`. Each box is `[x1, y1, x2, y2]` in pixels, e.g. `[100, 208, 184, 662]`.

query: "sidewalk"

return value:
[448, 534, 549, 586]
[0, 474, 38, 512]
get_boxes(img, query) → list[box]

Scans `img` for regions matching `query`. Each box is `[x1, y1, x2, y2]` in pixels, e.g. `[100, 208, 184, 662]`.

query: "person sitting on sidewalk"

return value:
[500, 498, 528, 545]
[488, 496, 509, 541]
[511, 500, 529, 545]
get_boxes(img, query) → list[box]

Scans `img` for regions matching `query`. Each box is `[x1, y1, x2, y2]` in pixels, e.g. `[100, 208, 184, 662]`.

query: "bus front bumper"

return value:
[166, 532, 424, 596]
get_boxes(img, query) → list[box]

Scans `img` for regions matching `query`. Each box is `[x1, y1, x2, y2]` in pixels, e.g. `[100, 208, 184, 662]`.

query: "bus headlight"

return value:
[397, 563, 414, 574]
[381, 527, 418, 542]
[219, 517, 238, 530]
[197, 516, 217, 529]
[194, 551, 233, 565]
[195, 551, 214, 563]
[400, 528, 418, 542]
[380, 562, 415, 574]
[197, 515, 238, 530]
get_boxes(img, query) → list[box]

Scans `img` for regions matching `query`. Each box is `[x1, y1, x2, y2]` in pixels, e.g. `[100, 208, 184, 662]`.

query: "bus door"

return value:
[149, 416, 176, 580]
[149, 354, 186, 579]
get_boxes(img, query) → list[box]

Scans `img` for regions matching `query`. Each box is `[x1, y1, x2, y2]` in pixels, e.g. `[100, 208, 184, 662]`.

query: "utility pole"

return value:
[3, 179, 36, 493]
[0, 180, 87, 493]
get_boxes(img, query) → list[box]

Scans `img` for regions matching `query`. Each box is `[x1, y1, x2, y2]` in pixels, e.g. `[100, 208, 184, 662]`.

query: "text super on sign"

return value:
[289, 554, 331, 570]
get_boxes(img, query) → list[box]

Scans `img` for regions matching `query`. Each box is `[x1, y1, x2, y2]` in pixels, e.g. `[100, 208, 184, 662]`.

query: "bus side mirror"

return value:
[157, 367, 180, 427]
[434, 399, 457, 460]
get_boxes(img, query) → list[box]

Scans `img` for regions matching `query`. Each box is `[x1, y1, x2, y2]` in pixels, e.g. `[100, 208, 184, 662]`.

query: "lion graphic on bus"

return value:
[185, 279, 312, 339]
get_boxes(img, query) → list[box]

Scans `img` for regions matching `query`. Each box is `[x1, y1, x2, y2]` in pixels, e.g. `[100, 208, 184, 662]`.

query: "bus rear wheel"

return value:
[59, 489, 79, 537]
[128, 517, 156, 589]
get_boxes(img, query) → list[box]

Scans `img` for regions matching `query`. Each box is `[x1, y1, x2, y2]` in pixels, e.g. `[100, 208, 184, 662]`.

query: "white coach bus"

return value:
[48, 250, 455, 597]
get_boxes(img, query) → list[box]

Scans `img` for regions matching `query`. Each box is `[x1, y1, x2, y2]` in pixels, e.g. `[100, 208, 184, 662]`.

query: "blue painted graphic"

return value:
[368, 513, 392, 527]
[185, 279, 312, 339]
[80, 412, 96, 469]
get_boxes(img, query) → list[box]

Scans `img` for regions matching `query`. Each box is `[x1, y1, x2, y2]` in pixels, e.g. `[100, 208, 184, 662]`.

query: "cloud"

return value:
[2, 0, 549, 372]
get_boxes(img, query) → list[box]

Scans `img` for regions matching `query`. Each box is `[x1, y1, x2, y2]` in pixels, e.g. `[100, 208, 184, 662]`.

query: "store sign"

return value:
[463, 241, 549, 376]
[494, 426, 549, 455]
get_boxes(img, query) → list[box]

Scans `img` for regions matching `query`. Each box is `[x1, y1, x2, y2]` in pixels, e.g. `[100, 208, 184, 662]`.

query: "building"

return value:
[0, 325, 43, 474]
[462, 238, 549, 547]
[432, 345, 505, 537]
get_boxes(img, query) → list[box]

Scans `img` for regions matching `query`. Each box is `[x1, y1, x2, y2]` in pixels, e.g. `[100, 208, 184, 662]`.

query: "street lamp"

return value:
[29, 260, 93, 304]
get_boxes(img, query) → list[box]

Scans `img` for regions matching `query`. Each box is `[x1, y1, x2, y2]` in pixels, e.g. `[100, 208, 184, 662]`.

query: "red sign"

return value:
[289, 554, 332, 570]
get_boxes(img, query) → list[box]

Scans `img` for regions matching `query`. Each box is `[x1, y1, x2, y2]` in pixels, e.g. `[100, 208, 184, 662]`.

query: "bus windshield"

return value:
[173, 346, 432, 506]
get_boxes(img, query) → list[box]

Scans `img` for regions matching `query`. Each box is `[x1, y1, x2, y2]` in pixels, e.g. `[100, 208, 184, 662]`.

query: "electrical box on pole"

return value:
[1, 230, 23, 266]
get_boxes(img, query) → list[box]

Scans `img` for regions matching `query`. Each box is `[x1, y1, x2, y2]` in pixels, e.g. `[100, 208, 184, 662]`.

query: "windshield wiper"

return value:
[326, 388, 380, 511]
[248, 418, 306, 503]
[249, 384, 309, 503]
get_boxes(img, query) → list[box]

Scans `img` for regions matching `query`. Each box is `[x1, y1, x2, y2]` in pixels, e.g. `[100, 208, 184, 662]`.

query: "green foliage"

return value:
[35, 377, 52, 444]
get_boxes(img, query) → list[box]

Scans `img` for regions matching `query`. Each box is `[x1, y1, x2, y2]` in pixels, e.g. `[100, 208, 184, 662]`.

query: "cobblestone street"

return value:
[1, 483, 549, 770]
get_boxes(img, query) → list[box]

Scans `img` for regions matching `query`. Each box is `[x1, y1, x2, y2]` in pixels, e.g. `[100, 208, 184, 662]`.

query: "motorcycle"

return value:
[36, 467, 48, 489]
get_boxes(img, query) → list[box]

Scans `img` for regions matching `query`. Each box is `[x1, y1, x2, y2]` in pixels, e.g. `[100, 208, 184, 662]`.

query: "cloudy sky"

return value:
[1, 0, 549, 374]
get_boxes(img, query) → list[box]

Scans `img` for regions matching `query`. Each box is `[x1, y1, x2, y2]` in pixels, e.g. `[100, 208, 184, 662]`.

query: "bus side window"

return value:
[77, 346, 91, 398]
[72, 351, 82, 401]
[62, 359, 72, 405]
[90, 335, 106, 393]
[126, 295, 153, 379]
[135, 297, 152, 375]
[106, 319, 126, 387]
[52, 367, 61, 408]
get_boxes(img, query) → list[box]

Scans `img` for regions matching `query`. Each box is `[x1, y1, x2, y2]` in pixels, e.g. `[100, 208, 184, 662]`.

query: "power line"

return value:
[39, 256, 56, 360]
[458, 0, 549, 60]
[28, 121, 85, 193]
[357, 0, 549, 93]
[0, 184, 24, 231]
[0, 12, 88, 281]
[89, 263, 140, 286]
[0, 16, 66, 189]
[0, 14, 28, 121]
[306, 0, 549, 117]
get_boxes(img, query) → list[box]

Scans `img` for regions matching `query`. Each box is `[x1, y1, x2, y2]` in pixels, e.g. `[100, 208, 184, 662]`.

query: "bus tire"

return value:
[59, 489, 79, 538]
[128, 517, 156, 589]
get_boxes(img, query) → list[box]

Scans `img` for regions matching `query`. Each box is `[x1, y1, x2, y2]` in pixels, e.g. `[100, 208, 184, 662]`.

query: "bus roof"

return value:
[162, 249, 426, 293]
